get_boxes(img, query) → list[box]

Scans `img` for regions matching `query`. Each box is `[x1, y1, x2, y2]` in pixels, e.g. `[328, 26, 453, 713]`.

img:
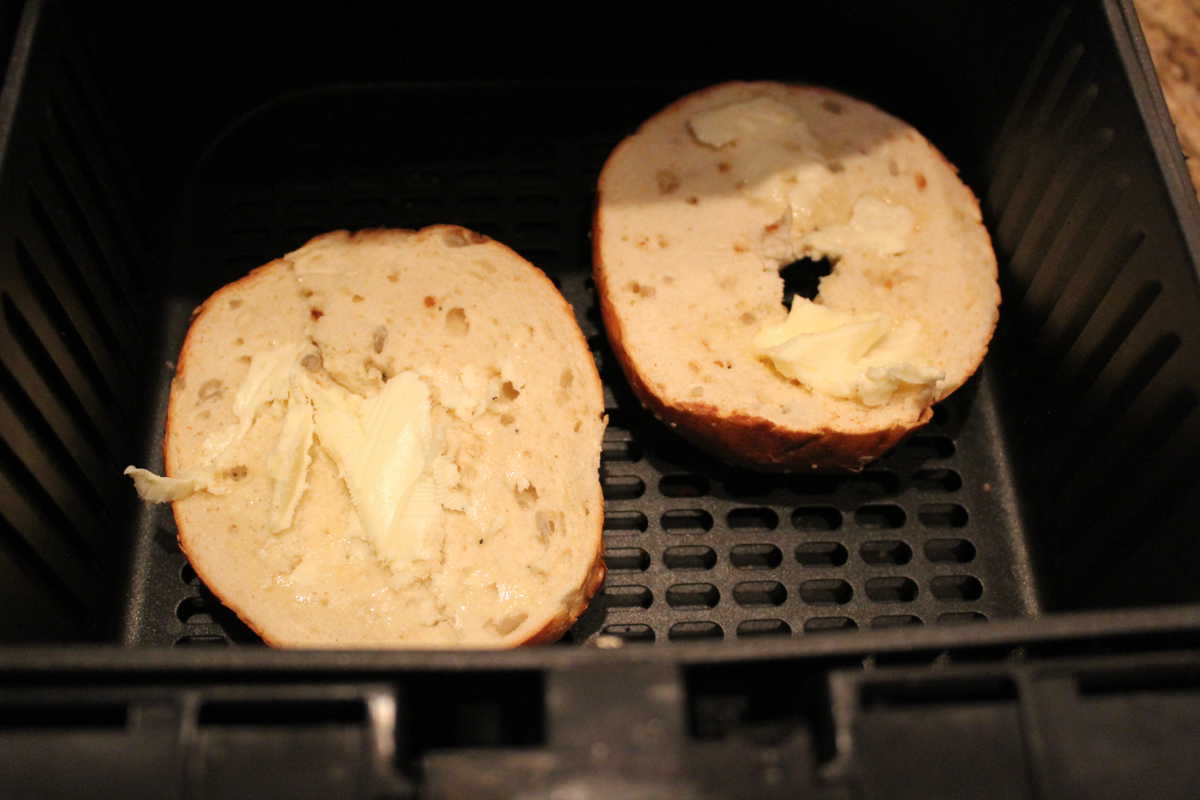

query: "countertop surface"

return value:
[1136, 0, 1200, 196]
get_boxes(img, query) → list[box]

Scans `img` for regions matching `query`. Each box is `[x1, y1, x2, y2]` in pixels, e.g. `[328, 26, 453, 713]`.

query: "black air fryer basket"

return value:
[1, 1, 1199, 797]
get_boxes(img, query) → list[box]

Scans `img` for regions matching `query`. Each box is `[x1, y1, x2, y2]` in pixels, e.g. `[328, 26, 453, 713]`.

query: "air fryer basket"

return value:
[120, 82, 1037, 647]
[2, 0, 1200, 796]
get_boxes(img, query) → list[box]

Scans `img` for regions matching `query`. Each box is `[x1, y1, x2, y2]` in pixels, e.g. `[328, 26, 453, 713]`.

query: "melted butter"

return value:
[755, 298, 942, 406]
[303, 371, 443, 572]
[689, 96, 833, 219]
[128, 339, 507, 579]
[801, 195, 915, 257]
[233, 342, 307, 439]
[689, 97, 917, 259]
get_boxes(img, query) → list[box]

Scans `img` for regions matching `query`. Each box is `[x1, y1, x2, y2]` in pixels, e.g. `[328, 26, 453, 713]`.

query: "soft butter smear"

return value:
[689, 96, 832, 219]
[755, 298, 943, 406]
[126, 351, 447, 574]
[127, 350, 500, 579]
[301, 371, 443, 576]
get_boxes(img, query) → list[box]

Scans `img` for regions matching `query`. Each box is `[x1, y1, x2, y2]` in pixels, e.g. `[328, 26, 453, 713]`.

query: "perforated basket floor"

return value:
[124, 83, 1038, 646]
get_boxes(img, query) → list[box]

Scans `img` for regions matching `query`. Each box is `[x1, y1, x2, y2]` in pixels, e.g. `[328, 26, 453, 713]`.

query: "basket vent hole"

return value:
[800, 579, 852, 605]
[665, 545, 717, 570]
[925, 538, 976, 563]
[602, 584, 653, 609]
[669, 621, 724, 641]
[662, 509, 714, 532]
[660, 474, 710, 497]
[602, 474, 645, 500]
[804, 616, 857, 633]
[666, 583, 720, 609]
[733, 581, 787, 607]
[872, 615, 923, 628]
[736, 619, 792, 638]
[918, 504, 969, 528]
[865, 576, 919, 603]
[602, 440, 643, 463]
[604, 510, 648, 532]
[176, 596, 213, 624]
[731, 543, 784, 569]
[859, 540, 912, 565]
[603, 547, 650, 573]
[930, 575, 983, 601]
[727, 507, 779, 530]
[792, 506, 842, 531]
[795, 541, 848, 567]
[912, 468, 962, 492]
[601, 624, 656, 643]
[855, 505, 906, 529]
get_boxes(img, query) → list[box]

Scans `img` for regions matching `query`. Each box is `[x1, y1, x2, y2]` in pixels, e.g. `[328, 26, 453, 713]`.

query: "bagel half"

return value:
[593, 81, 999, 471]
[130, 227, 606, 647]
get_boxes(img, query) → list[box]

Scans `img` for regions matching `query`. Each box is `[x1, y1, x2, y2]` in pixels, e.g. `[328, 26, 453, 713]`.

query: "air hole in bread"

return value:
[625, 280, 656, 298]
[500, 381, 520, 401]
[821, 99, 843, 114]
[352, 294, 365, 303]
[500, 413, 515, 426]
[234, 337, 244, 346]
[739, 312, 756, 326]
[229, 299, 243, 309]
[446, 307, 469, 336]
[220, 465, 248, 481]
[488, 611, 528, 635]
[198, 379, 224, 401]
[516, 483, 539, 508]
[371, 326, 388, 354]
[301, 352, 322, 372]
[656, 170, 680, 194]
[535, 509, 560, 541]
[560, 369, 574, 389]
[779, 257, 834, 306]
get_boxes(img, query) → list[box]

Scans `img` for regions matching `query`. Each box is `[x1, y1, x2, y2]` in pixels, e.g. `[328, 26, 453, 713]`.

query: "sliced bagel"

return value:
[594, 81, 999, 471]
[131, 226, 606, 647]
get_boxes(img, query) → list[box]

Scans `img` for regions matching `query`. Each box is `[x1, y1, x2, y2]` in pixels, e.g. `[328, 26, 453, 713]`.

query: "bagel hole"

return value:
[779, 257, 834, 307]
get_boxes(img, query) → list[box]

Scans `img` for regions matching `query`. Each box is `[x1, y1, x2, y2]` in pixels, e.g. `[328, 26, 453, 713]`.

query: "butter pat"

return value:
[801, 195, 915, 257]
[303, 371, 443, 573]
[689, 96, 832, 219]
[689, 96, 811, 149]
[755, 299, 942, 406]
